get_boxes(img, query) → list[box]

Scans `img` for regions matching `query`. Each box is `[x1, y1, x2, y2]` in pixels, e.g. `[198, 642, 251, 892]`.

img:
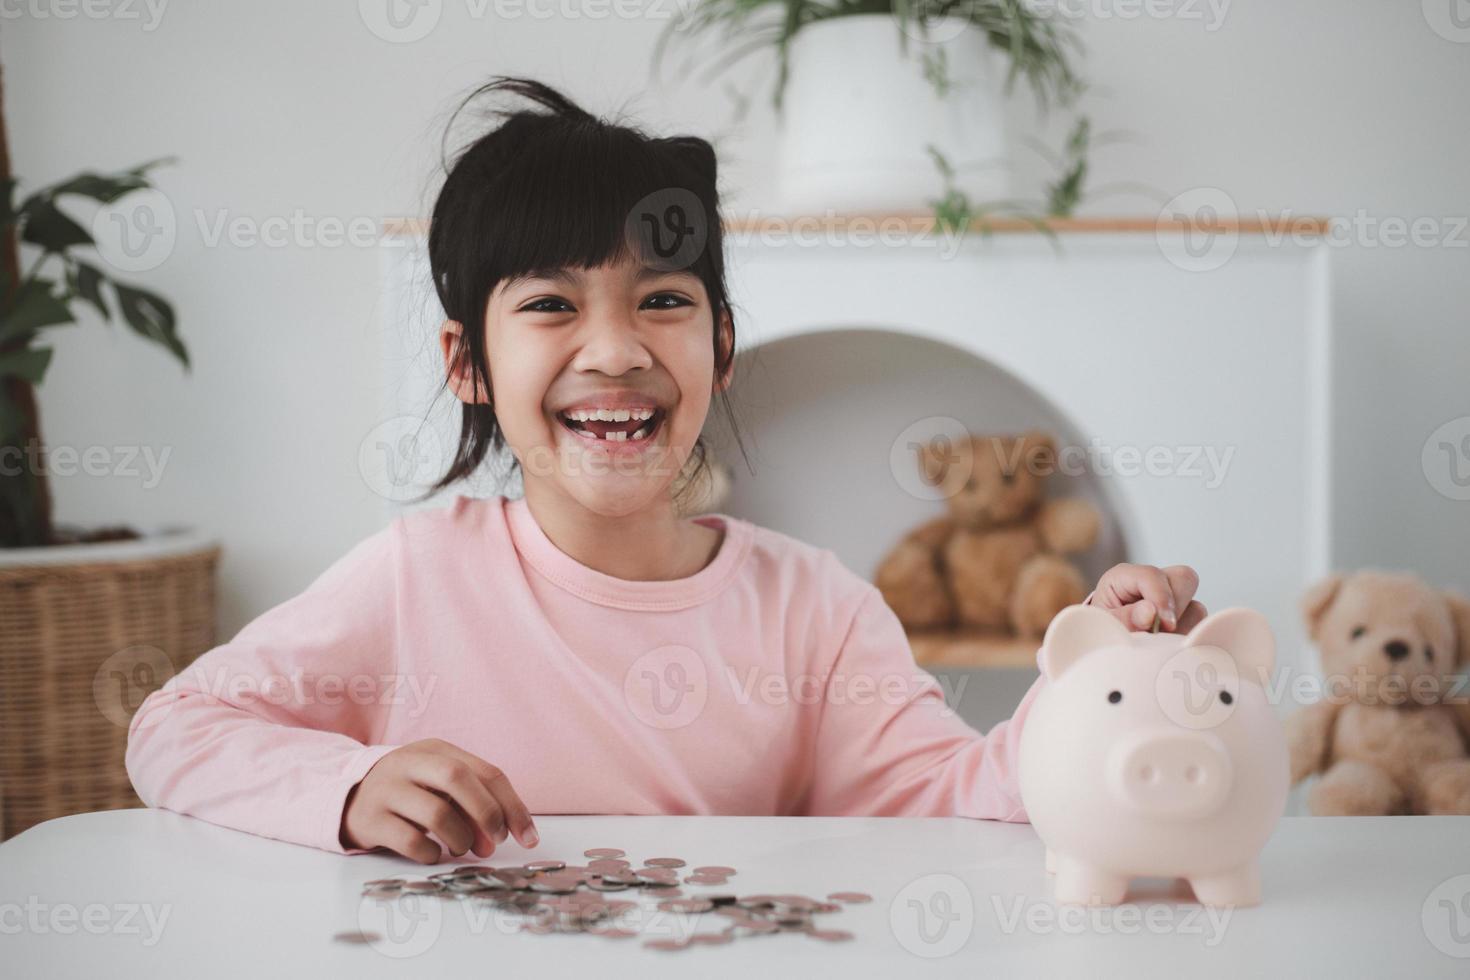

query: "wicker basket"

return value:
[0, 531, 220, 839]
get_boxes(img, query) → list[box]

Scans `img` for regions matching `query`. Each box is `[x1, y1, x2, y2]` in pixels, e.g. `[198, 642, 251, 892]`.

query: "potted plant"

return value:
[656, 0, 1087, 219]
[0, 69, 218, 839]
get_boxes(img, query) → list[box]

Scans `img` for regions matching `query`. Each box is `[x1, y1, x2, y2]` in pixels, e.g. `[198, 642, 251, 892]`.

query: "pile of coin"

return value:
[357, 846, 872, 950]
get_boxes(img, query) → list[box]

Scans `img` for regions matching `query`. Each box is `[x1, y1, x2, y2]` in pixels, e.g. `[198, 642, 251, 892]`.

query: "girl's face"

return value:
[443, 257, 732, 518]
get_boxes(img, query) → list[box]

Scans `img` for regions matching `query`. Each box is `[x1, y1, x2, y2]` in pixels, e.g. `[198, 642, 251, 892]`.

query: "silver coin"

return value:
[692, 866, 736, 876]
[584, 848, 626, 859]
[332, 930, 381, 944]
[524, 860, 566, 873]
[643, 938, 690, 951]
[827, 891, 872, 904]
[644, 857, 686, 869]
[657, 898, 714, 914]
[808, 928, 855, 942]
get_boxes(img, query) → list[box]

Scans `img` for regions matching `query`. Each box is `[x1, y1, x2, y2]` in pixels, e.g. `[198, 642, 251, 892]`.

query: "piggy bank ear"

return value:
[1181, 608, 1276, 683]
[1040, 605, 1131, 680]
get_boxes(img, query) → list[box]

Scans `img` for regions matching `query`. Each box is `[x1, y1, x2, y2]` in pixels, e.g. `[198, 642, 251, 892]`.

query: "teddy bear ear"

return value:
[1039, 604, 1130, 680]
[1444, 592, 1470, 667]
[1300, 574, 1344, 642]
[1182, 608, 1277, 684]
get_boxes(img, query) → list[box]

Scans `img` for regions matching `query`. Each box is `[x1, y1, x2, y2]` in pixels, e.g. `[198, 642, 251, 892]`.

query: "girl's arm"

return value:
[800, 585, 1042, 822]
[802, 563, 1204, 821]
[124, 525, 405, 852]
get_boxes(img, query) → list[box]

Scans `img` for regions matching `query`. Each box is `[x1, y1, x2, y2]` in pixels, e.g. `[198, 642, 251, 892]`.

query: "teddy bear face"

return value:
[1303, 571, 1469, 705]
[917, 432, 1054, 530]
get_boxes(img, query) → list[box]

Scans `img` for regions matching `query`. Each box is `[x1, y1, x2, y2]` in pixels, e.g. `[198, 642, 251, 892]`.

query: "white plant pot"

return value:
[775, 13, 1011, 214]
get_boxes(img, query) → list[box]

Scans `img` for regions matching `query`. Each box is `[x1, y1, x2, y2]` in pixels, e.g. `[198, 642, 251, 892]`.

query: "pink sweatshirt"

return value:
[126, 495, 1045, 853]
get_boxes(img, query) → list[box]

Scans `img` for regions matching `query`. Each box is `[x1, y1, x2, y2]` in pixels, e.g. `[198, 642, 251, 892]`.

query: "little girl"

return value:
[125, 77, 1205, 864]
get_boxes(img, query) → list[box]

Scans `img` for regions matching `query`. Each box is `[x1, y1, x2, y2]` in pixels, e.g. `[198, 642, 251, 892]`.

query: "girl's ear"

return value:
[440, 320, 489, 405]
[713, 309, 735, 394]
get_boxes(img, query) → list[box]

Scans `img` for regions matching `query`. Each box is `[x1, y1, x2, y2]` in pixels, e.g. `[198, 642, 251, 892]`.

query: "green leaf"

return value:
[20, 198, 93, 250]
[46, 157, 175, 203]
[0, 279, 74, 343]
[68, 260, 111, 320]
[113, 281, 189, 368]
[0, 346, 54, 384]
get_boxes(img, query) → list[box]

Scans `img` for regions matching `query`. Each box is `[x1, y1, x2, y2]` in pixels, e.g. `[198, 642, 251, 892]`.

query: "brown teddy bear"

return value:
[1287, 570, 1470, 815]
[874, 431, 1100, 639]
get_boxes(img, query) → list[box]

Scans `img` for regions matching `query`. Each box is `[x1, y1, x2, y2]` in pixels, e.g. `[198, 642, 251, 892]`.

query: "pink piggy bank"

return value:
[1018, 604, 1289, 907]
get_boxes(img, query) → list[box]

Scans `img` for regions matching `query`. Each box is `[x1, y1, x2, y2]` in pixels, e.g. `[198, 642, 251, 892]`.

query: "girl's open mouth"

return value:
[556, 406, 666, 444]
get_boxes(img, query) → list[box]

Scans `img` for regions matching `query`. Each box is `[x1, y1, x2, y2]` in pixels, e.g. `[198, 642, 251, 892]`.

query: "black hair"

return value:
[419, 75, 746, 505]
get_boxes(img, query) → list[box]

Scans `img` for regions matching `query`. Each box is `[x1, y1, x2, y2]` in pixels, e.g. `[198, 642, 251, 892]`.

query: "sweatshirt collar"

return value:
[502, 495, 752, 611]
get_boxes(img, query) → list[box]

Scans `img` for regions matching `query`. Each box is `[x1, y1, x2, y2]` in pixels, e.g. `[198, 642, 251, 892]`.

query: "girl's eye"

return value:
[641, 293, 693, 310]
[519, 297, 573, 314]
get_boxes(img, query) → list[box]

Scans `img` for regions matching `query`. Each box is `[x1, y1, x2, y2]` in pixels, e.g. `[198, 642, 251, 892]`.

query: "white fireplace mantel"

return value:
[377, 218, 1331, 684]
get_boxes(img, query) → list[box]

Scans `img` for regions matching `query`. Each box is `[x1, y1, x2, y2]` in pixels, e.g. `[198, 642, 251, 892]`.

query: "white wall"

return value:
[5, 1, 1467, 637]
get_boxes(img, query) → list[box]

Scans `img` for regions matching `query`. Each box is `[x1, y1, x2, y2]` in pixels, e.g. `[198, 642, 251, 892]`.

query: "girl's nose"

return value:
[571, 315, 653, 376]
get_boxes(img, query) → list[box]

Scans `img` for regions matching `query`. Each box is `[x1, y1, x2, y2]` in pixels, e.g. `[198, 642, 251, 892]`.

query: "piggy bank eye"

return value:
[1219, 690, 1234, 705]
[1426, 646, 1435, 662]
[1107, 690, 1122, 704]
[1001, 471, 1016, 485]
[1350, 625, 1367, 640]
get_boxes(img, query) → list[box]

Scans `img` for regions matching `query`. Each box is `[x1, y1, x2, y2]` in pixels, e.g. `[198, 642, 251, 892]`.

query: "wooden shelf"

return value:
[381, 213, 1331, 239]
[907, 628, 1041, 670]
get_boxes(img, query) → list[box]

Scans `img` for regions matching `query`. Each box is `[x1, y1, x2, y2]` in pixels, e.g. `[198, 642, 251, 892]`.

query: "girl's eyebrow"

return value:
[505, 266, 697, 290]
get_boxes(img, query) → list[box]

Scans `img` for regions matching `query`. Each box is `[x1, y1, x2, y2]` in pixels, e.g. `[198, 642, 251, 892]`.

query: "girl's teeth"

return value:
[631, 426, 648, 440]
[608, 430, 627, 442]
[563, 407, 656, 422]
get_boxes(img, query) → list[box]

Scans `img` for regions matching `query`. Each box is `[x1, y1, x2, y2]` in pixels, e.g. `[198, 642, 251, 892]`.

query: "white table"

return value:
[3, 810, 1467, 978]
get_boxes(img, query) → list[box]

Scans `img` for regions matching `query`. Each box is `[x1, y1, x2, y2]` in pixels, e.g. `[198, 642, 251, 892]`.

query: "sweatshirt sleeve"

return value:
[801, 584, 1048, 823]
[125, 522, 406, 853]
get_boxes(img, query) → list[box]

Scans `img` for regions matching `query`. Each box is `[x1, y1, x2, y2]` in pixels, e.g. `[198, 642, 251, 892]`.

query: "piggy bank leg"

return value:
[1044, 848, 1056, 875]
[1052, 853, 1128, 906]
[1188, 862, 1261, 908]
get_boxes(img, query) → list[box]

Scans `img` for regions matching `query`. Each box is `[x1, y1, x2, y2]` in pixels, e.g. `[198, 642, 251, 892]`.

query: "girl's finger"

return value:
[1127, 599, 1159, 631]
[1100, 600, 1153, 631]
[376, 811, 442, 865]
[1175, 600, 1208, 633]
[417, 757, 506, 852]
[1126, 566, 1178, 629]
[439, 743, 539, 848]
[392, 785, 476, 857]
[1162, 565, 1200, 617]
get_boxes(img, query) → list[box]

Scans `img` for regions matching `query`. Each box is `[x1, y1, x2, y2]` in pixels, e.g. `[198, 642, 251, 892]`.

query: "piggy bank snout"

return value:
[1106, 729, 1233, 820]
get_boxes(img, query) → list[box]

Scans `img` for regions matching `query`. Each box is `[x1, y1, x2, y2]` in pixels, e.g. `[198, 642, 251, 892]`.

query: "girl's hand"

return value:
[340, 738, 538, 863]
[1090, 563, 1207, 633]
